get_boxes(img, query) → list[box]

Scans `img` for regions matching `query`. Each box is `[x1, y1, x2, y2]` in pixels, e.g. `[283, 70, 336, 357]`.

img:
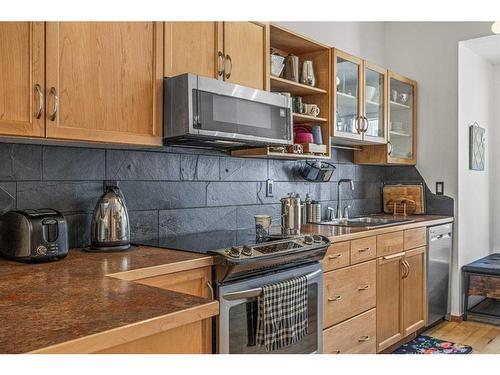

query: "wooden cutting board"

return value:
[383, 184, 425, 214]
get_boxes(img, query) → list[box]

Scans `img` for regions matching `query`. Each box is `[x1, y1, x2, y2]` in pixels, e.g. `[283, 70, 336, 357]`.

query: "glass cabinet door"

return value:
[363, 63, 386, 142]
[388, 73, 416, 163]
[334, 50, 362, 139]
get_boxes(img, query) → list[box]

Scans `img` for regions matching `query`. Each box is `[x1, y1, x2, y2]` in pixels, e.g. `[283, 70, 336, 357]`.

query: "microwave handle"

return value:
[222, 268, 322, 301]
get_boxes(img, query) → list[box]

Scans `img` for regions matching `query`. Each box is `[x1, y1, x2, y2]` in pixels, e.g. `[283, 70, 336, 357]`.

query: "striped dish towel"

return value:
[256, 276, 308, 352]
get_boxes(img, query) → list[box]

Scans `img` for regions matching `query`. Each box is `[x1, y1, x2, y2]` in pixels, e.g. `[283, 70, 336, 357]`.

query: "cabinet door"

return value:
[376, 253, 404, 352]
[362, 61, 387, 143]
[0, 22, 44, 137]
[164, 22, 223, 79]
[388, 71, 417, 164]
[223, 22, 269, 90]
[403, 247, 426, 335]
[333, 49, 363, 142]
[45, 22, 163, 146]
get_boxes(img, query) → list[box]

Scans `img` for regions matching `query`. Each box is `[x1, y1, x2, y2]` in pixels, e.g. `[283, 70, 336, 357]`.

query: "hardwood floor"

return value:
[424, 320, 500, 354]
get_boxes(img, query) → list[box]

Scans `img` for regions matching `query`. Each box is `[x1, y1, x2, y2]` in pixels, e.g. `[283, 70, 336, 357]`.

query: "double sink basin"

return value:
[318, 216, 414, 229]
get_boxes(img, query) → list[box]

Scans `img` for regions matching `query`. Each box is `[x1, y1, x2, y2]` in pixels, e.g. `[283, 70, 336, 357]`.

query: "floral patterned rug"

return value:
[392, 335, 473, 354]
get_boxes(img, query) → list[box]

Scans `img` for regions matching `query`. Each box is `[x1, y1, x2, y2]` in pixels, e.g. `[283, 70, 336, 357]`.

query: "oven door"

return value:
[217, 262, 323, 354]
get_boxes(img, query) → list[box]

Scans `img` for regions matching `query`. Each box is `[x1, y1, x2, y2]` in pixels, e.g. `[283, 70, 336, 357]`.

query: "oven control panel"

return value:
[216, 234, 329, 260]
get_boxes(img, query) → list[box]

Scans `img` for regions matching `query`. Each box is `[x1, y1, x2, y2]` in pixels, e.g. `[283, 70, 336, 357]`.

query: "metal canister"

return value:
[281, 193, 302, 235]
[307, 201, 321, 224]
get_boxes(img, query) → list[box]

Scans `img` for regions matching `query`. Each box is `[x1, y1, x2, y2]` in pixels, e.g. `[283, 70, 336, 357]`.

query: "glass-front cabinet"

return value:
[353, 71, 417, 165]
[387, 72, 416, 163]
[333, 49, 387, 144]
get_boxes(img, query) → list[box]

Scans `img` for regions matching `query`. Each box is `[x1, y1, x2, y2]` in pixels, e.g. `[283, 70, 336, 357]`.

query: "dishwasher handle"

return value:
[430, 232, 452, 241]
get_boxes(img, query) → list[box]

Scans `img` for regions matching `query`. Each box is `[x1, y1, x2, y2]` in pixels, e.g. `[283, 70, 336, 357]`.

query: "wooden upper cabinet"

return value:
[223, 22, 270, 90]
[403, 247, 426, 335]
[45, 22, 164, 146]
[0, 22, 45, 137]
[164, 22, 222, 79]
[376, 253, 404, 352]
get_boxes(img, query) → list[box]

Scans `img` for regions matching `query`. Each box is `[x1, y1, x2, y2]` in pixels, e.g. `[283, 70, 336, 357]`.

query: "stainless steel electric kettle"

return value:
[90, 185, 130, 251]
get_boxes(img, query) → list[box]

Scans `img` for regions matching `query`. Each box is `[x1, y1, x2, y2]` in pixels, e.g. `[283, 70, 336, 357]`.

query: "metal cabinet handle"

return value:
[224, 54, 232, 79]
[401, 259, 410, 279]
[328, 295, 342, 302]
[48, 87, 59, 121]
[333, 350, 341, 354]
[361, 116, 369, 133]
[206, 281, 214, 300]
[34, 84, 44, 119]
[355, 116, 362, 134]
[388, 141, 393, 156]
[328, 254, 342, 260]
[382, 251, 405, 260]
[358, 335, 370, 342]
[217, 51, 225, 77]
[358, 285, 370, 291]
[358, 247, 370, 253]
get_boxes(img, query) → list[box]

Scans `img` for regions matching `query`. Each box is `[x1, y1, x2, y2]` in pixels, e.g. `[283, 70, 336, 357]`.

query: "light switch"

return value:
[266, 179, 274, 197]
[436, 181, 444, 195]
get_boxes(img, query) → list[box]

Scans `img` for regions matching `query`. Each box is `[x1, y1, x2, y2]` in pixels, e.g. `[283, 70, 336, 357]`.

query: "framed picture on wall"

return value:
[469, 122, 485, 171]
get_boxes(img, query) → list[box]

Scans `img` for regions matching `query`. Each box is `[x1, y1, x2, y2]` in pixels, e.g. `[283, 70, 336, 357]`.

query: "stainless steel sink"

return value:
[318, 216, 414, 228]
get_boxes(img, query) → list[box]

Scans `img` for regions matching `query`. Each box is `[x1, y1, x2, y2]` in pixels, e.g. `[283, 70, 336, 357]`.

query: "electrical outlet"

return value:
[436, 181, 444, 195]
[266, 179, 274, 197]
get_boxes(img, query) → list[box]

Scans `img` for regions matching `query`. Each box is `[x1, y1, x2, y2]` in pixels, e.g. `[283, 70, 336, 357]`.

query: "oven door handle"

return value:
[222, 268, 322, 301]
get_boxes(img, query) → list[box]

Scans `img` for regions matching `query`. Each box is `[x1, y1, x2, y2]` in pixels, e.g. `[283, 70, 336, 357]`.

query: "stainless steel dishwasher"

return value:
[427, 223, 453, 326]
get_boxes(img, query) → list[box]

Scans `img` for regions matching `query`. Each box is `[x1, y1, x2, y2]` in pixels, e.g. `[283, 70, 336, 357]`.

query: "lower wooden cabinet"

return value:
[376, 247, 426, 352]
[323, 308, 376, 354]
[323, 260, 376, 327]
[403, 247, 426, 335]
[96, 319, 212, 354]
[376, 252, 404, 352]
[133, 266, 213, 354]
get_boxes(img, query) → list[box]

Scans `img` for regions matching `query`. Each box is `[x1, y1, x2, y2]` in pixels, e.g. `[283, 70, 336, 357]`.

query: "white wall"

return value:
[457, 44, 493, 311]
[492, 65, 500, 252]
[277, 22, 386, 66]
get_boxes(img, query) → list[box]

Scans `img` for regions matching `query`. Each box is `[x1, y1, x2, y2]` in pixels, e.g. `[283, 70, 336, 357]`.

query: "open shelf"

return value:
[270, 76, 327, 96]
[231, 147, 329, 160]
[234, 24, 331, 161]
[293, 113, 328, 124]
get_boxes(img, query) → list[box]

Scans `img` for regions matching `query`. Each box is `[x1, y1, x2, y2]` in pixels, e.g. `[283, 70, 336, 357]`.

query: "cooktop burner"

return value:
[134, 228, 294, 254]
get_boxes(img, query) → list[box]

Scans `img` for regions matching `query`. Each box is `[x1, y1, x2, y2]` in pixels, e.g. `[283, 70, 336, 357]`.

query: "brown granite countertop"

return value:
[303, 214, 453, 242]
[0, 214, 452, 353]
[0, 246, 217, 354]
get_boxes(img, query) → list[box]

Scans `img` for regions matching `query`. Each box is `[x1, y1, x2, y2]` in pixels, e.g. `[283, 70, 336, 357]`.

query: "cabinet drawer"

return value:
[404, 227, 427, 250]
[377, 231, 404, 257]
[350, 236, 377, 264]
[323, 260, 376, 327]
[323, 308, 376, 354]
[323, 241, 350, 272]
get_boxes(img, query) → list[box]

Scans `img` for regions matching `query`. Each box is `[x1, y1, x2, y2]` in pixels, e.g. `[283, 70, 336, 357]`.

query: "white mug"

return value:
[303, 104, 320, 117]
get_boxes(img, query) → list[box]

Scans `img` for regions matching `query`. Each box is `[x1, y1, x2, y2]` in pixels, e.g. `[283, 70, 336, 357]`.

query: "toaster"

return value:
[0, 209, 69, 262]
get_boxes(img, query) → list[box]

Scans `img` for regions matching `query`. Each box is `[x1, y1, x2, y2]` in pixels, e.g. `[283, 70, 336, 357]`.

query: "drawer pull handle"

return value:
[328, 295, 342, 302]
[328, 254, 342, 260]
[358, 247, 370, 253]
[383, 251, 405, 260]
[333, 350, 341, 354]
[358, 335, 370, 342]
[358, 285, 370, 291]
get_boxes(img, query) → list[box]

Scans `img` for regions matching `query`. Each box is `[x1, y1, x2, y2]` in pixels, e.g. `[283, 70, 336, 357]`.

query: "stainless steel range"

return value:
[136, 229, 330, 354]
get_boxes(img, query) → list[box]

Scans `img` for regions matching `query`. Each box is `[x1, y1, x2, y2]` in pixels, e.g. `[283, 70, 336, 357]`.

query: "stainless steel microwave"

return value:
[164, 74, 293, 149]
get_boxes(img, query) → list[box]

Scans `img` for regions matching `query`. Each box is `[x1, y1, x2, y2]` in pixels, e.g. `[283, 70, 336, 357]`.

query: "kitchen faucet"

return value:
[327, 179, 354, 221]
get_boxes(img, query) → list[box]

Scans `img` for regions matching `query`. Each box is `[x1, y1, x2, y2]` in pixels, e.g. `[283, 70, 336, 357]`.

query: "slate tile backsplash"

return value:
[0, 142, 397, 248]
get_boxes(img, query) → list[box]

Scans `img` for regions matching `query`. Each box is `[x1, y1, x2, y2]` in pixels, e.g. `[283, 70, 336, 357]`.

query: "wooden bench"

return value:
[462, 253, 500, 322]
